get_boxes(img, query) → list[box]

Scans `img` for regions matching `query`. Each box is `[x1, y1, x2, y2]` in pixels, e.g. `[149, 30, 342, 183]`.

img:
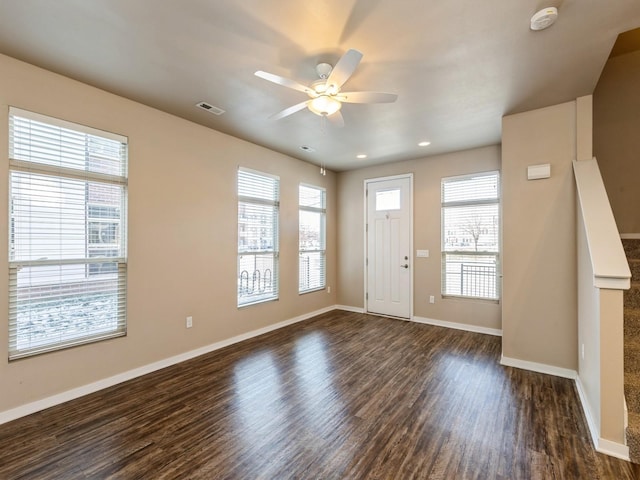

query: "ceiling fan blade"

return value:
[337, 91, 398, 103]
[326, 49, 363, 89]
[269, 100, 310, 121]
[327, 111, 345, 128]
[255, 71, 314, 95]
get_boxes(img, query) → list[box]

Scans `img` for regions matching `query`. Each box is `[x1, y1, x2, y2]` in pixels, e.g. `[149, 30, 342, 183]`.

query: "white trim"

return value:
[409, 174, 414, 319]
[335, 305, 366, 313]
[500, 355, 577, 379]
[575, 375, 600, 449]
[412, 315, 502, 337]
[594, 275, 630, 290]
[365, 173, 415, 183]
[621, 233, 640, 240]
[575, 376, 631, 461]
[597, 438, 630, 461]
[363, 180, 368, 312]
[0, 305, 334, 425]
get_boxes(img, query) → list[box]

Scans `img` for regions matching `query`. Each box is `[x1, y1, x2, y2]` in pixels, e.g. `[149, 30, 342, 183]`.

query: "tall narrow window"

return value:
[299, 184, 326, 293]
[237, 168, 279, 306]
[441, 171, 500, 300]
[8, 107, 128, 359]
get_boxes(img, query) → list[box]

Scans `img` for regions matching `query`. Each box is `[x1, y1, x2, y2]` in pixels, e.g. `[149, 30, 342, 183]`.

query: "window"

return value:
[441, 171, 500, 300]
[299, 184, 326, 293]
[8, 107, 128, 359]
[375, 188, 400, 211]
[237, 168, 279, 306]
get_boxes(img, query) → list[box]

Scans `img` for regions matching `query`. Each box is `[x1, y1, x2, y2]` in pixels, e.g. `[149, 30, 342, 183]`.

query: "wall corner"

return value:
[576, 95, 593, 161]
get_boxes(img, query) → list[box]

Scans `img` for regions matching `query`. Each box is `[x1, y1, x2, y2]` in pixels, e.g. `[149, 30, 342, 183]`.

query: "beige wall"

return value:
[599, 288, 625, 444]
[337, 145, 502, 331]
[0, 54, 337, 413]
[594, 49, 640, 234]
[502, 101, 578, 370]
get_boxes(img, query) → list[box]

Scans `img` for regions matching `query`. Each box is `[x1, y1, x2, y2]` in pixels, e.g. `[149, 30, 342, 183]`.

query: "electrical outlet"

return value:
[186, 316, 193, 329]
[429, 295, 435, 304]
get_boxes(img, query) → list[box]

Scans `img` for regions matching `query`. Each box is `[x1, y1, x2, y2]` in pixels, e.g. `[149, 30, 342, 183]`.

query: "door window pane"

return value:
[376, 189, 400, 211]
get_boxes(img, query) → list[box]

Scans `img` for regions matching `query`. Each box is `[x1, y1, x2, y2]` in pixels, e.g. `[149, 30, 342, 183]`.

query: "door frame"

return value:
[363, 173, 414, 319]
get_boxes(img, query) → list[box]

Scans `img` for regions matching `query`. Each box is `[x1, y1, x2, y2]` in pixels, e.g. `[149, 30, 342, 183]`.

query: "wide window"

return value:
[299, 184, 326, 293]
[237, 168, 279, 306]
[8, 107, 128, 359]
[441, 171, 500, 300]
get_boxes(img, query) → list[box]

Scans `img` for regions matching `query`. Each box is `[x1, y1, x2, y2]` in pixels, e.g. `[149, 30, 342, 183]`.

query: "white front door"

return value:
[366, 175, 412, 318]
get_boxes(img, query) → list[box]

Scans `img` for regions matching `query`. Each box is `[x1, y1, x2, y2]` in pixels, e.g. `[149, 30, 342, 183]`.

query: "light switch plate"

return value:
[417, 250, 429, 258]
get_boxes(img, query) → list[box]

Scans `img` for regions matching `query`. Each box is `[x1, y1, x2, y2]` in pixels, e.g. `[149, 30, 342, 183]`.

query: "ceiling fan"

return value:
[255, 49, 397, 127]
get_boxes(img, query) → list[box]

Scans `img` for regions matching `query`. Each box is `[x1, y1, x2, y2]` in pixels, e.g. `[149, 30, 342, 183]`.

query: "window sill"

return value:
[298, 287, 325, 296]
[237, 297, 279, 309]
[441, 294, 500, 304]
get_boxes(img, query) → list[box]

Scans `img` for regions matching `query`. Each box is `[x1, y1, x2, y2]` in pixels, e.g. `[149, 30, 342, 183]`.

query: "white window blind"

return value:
[237, 168, 279, 306]
[299, 184, 326, 293]
[8, 107, 128, 360]
[441, 171, 500, 300]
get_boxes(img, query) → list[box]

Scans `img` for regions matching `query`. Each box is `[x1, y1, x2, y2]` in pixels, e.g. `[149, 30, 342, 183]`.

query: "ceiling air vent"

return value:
[195, 102, 225, 115]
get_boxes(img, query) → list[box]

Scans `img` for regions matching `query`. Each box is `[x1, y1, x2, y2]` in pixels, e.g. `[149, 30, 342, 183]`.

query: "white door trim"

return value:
[364, 173, 414, 318]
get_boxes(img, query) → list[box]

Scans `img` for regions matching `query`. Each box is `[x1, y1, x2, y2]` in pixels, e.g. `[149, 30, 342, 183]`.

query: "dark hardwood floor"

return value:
[1, 310, 639, 479]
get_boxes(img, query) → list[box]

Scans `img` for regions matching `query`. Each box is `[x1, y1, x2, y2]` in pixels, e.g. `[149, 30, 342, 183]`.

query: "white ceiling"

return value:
[0, 0, 639, 171]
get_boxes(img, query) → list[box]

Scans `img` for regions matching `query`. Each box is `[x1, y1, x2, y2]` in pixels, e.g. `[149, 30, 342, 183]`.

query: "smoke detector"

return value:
[530, 7, 558, 31]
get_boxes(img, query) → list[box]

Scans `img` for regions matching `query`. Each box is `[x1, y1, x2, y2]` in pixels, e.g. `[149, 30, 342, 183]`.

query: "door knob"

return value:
[401, 264, 409, 269]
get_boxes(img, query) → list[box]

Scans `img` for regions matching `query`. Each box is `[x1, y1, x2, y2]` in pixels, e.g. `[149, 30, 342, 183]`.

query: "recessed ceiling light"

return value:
[300, 145, 316, 152]
[356, 154, 367, 159]
[418, 141, 431, 147]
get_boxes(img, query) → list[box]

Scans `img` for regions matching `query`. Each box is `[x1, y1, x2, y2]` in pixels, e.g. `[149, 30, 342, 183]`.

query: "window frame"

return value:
[298, 183, 326, 294]
[8, 107, 128, 360]
[441, 170, 501, 301]
[237, 167, 280, 307]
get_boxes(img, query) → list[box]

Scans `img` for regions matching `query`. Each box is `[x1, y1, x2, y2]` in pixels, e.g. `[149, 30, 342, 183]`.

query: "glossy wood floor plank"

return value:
[1, 310, 639, 479]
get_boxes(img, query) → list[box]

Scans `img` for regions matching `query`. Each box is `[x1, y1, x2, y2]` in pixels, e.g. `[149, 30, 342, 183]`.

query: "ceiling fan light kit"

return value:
[254, 49, 397, 126]
[308, 95, 342, 116]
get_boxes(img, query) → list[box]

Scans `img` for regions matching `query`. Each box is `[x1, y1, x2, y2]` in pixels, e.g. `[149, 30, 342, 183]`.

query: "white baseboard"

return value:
[575, 376, 630, 461]
[621, 233, 640, 239]
[597, 438, 630, 461]
[0, 305, 335, 425]
[412, 315, 502, 337]
[575, 375, 600, 449]
[335, 305, 365, 313]
[500, 355, 577, 379]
